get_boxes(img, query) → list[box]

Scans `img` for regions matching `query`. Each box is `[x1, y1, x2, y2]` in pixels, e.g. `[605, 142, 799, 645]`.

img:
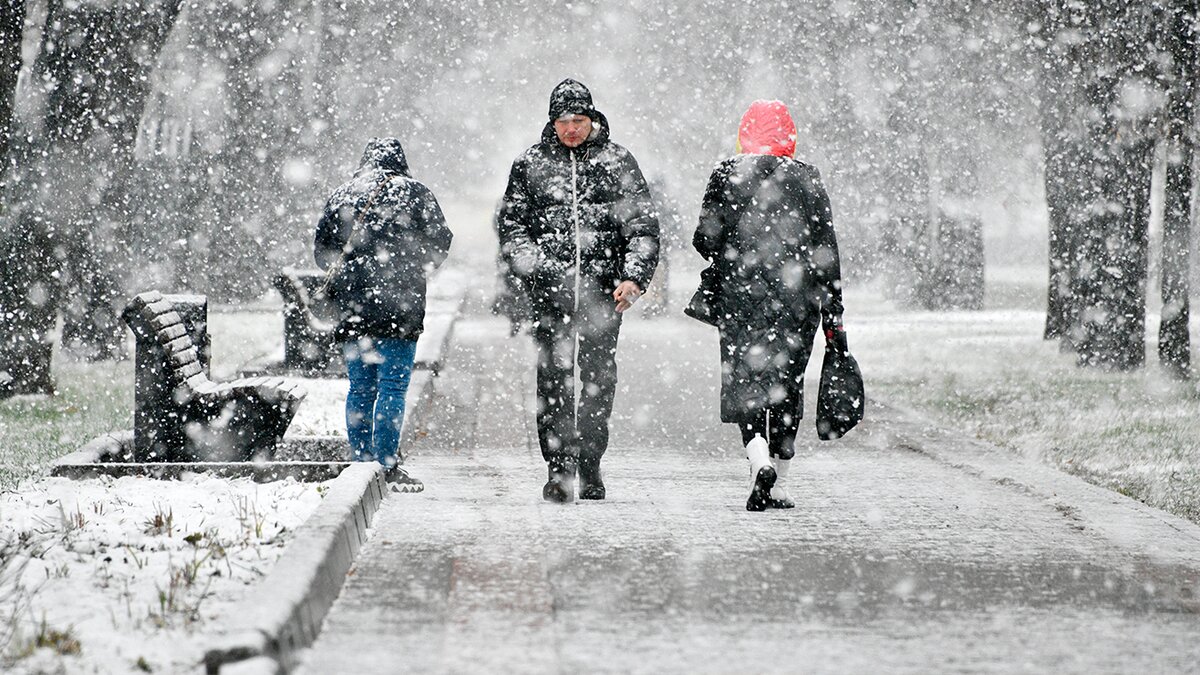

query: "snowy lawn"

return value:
[0, 361, 132, 491]
[0, 473, 327, 673]
[0, 303, 332, 672]
[852, 267, 1200, 522]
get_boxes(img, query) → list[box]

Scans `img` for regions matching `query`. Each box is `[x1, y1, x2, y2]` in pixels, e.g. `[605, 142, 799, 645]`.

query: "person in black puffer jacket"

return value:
[314, 137, 453, 492]
[499, 78, 660, 503]
[693, 100, 846, 512]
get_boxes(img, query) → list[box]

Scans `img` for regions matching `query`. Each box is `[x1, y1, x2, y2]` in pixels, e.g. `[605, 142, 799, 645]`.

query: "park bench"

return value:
[263, 266, 459, 375]
[274, 268, 341, 374]
[123, 291, 306, 462]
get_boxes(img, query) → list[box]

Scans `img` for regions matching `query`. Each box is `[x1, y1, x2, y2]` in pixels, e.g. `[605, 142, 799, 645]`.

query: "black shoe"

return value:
[542, 461, 575, 503]
[385, 465, 424, 493]
[746, 465, 777, 512]
[578, 459, 605, 500]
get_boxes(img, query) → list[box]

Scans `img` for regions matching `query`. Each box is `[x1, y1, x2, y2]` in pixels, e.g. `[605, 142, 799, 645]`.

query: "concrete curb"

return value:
[52, 460, 350, 482]
[415, 282, 467, 374]
[202, 266, 469, 674]
[54, 430, 133, 466]
[203, 462, 387, 674]
[873, 399, 1200, 565]
[52, 433, 351, 482]
[402, 267, 467, 445]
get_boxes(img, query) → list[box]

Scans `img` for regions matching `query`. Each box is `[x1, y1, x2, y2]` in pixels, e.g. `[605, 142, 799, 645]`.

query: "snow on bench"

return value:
[123, 291, 306, 463]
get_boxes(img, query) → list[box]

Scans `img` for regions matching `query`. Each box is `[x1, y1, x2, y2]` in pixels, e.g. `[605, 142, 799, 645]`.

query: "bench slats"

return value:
[150, 313, 183, 334]
[170, 347, 199, 368]
[176, 360, 203, 380]
[158, 323, 188, 342]
[165, 335, 192, 354]
[125, 290, 306, 462]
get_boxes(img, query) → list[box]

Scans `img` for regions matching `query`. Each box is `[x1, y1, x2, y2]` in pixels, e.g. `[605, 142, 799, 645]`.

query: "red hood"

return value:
[737, 100, 797, 158]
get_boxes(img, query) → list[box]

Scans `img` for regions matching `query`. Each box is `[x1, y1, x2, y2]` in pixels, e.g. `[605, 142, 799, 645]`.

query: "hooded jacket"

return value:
[694, 101, 843, 422]
[499, 79, 659, 299]
[314, 138, 453, 342]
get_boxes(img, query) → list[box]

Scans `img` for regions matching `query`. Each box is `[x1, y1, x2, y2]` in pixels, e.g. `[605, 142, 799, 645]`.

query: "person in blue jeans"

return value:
[315, 138, 453, 491]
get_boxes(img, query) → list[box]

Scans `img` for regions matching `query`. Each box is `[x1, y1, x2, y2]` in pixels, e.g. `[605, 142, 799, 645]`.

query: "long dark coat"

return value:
[314, 138, 453, 342]
[498, 107, 659, 306]
[694, 154, 843, 423]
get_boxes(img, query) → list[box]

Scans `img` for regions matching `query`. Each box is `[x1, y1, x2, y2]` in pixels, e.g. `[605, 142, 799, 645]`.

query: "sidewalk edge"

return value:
[872, 398, 1200, 565]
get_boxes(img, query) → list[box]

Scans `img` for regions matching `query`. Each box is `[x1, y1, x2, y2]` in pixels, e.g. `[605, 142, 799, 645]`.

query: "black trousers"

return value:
[738, 407, 800, 460]
[531, 274, 622, 467]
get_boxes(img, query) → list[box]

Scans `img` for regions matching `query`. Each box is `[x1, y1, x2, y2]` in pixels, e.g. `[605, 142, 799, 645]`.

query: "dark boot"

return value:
[542, 459, 576, 503]
[578, 457, 605, 500]
[746, 464, 777, 512]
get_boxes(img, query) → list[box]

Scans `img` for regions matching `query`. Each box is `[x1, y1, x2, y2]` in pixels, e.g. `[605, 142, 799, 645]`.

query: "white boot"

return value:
[769, 457, 794, 509]
[745, 434, 776, 512]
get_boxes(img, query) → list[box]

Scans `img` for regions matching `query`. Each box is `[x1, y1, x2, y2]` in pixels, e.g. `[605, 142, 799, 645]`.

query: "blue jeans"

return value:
[343, 337, 417, 468]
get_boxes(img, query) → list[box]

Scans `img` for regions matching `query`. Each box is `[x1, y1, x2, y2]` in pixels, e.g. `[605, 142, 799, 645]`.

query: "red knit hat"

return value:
[737, 100, 797, 158]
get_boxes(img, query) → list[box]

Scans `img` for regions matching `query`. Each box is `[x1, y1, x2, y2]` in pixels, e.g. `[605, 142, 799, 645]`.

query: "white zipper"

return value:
[571, 149, 581, 427]
[766, 409, 771, 448]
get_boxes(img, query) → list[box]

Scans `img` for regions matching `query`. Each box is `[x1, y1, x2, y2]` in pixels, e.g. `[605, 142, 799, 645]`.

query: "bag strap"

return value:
[317, 175, 398, 296]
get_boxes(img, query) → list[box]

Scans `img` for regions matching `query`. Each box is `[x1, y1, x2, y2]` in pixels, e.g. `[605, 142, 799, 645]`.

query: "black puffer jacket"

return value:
[499, 85, 659, 299]
[314, 138, 453, 342]
[694, 153, 843, 423]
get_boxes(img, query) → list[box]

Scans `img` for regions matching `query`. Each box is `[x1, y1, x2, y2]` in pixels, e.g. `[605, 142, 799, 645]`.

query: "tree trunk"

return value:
[1037, 2, 1090, 344]
[1072, 5, 1155, 370]
[0, 0, 23, 193]
[0, 211, 60, 398]
[1159, 1, 1196, 379]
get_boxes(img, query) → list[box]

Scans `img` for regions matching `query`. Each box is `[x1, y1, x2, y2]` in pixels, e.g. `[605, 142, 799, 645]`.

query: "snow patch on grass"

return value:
[0, 473, 326, 673]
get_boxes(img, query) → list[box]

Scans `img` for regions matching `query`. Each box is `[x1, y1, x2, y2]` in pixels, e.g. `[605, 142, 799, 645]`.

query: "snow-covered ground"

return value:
[4, 262, 1200, 672]
[851, 269, 1200, 522]
[0, 473, 327, 673]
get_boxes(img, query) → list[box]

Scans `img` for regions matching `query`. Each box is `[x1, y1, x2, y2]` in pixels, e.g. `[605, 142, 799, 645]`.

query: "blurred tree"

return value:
[1035, 2, 1160, 371]
[0, 0, 23, 193]
[1158, 1, 1196, 379]
[21, 0, 183, 359]
[1034, 1, 1088, 343]
[0, 211, 60, 399]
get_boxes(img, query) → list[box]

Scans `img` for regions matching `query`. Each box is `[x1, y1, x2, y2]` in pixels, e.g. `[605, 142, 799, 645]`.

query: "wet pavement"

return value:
[297, 298, 1200, 674]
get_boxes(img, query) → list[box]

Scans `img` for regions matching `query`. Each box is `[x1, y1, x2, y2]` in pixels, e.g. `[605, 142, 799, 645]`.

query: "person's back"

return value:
[316, 138, 451, 342]
[314, 137, 453, 491]
[699, 153, 840, 330]
[692, 100, 847, 511]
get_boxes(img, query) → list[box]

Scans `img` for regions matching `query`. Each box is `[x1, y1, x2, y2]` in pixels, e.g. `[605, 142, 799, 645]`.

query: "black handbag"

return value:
[816, 331, 865, 440]
[683, 264, 722, 326]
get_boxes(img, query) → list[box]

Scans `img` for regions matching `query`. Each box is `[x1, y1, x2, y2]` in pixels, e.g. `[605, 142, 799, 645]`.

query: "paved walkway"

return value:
[298, 298, 1200, 674]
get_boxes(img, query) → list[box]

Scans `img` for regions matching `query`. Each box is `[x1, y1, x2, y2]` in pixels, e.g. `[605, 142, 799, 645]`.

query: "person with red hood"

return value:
[692, 100, 846, 511]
